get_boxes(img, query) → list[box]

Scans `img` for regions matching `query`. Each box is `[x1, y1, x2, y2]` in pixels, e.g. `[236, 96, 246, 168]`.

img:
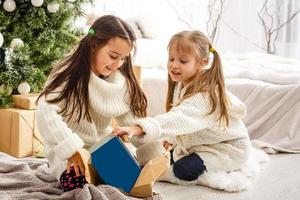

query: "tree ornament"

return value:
[0, 32, 3, 47]
[3, 0, 16, 12]
[10, 38, 24, 49]
[31, 0, 43, 7]
[17, 82, 31, 94]
[0, 0, 91, 108]
[0, 84, 5, 95]
[47, 2, 59, 13]
[0, 84, 13, 96]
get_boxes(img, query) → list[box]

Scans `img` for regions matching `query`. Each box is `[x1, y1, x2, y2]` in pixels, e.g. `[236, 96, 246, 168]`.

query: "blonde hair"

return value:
[166, 30, 229, 126]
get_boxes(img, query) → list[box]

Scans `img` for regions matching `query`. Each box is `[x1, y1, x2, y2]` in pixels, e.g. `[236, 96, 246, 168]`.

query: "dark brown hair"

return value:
[166, 31, 229, 126]
[38, 15, 147, 122]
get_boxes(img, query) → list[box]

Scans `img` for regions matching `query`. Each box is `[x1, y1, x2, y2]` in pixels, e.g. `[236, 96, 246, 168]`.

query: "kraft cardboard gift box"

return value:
[0, 108, 44, 158]
[12, 93, 39, 110]
[78, 148, 170, 198]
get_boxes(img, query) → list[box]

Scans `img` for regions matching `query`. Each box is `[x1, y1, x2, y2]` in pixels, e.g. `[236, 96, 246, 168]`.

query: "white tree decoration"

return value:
[17, 82, 31, 94]
[47, 2, 59, 13]
[10, 38, 24, 49]
[206, 0, 226, 43]
[3, 0, 16, 12]
[258, 0, 300, 54]
[0, 32, 3, 47]
[31, 0, 43, 7]
[166, 0, 192, 29]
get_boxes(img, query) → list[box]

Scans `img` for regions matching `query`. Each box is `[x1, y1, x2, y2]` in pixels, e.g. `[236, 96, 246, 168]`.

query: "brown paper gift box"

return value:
[78, 148, 170, 198]
[12, 93, 39, 110]
[0, 108, 44, 158]
[129, 154, 170, 198]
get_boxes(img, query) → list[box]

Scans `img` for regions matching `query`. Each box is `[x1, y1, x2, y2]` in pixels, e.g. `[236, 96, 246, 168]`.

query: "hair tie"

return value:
[88, 28, 96, 36]
[209, 47, 215, 53]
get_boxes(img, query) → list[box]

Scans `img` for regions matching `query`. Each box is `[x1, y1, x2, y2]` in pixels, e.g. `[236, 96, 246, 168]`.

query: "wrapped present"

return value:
[129, 154, 169, 198]
[0, 108, 44, 158]
[78, 147, 169, 198]
[12, 93, 39, 110]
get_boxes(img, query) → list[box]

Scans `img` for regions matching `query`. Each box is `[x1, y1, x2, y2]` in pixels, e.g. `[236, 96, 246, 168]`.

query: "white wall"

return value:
[214, 0, 265, 54]
[86, 0, 300, 60]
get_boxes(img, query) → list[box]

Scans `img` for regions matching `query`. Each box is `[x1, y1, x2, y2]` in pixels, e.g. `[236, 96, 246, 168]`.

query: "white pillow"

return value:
[135, 16, 161, 39]
[125, 19, 144, 38]
[133, 38, 168, 69]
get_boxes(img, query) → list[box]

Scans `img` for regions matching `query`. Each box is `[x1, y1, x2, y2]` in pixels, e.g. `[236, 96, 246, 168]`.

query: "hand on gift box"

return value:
[163, 140, 173, 150]
[112, 125, 144, 138]
[76, 148, 100, 185]
[67, 150, 86, 177]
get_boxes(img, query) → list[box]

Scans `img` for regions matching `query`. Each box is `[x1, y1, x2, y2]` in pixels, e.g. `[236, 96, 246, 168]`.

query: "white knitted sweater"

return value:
[36, 71, 135, 179]
[136, 83, 251, 172]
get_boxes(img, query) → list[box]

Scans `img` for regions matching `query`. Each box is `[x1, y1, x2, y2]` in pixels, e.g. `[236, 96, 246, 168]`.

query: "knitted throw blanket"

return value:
[0, 153, 162, 200]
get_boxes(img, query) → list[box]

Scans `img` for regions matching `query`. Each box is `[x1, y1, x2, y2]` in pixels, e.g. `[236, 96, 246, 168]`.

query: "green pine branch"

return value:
[0, 0, 93, 108]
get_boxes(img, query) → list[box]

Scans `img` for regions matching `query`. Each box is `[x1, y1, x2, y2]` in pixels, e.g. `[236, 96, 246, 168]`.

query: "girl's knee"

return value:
[173, 153, 206, 181]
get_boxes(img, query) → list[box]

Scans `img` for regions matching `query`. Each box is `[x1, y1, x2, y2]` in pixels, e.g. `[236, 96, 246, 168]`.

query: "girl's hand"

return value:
[163, 140, 172, 150]
[67, 151, 85, 177]
[112, 125, 144, 138]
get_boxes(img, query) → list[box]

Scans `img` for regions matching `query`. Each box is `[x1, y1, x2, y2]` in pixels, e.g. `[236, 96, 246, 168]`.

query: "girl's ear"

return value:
[196, 58, 208, 69]
[202, 58, 209, 66]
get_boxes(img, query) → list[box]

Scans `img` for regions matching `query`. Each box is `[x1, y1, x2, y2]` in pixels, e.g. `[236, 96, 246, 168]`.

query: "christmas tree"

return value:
[0, 0, 92, 107]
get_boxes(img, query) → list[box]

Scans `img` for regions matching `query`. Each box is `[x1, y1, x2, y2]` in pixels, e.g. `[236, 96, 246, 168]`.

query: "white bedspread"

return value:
[222, 52, 300, 84]
[226, 79, 300, 152]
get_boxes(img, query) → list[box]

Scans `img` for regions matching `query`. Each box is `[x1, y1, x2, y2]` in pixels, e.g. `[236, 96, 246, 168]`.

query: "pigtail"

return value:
[166, 75, 176, 112]
[207, 48, 229, 127]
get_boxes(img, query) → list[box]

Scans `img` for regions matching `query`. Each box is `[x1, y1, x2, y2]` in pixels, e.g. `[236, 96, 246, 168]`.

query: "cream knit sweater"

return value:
[36, 71, 135, 180]
[136, 83, 251, 172]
